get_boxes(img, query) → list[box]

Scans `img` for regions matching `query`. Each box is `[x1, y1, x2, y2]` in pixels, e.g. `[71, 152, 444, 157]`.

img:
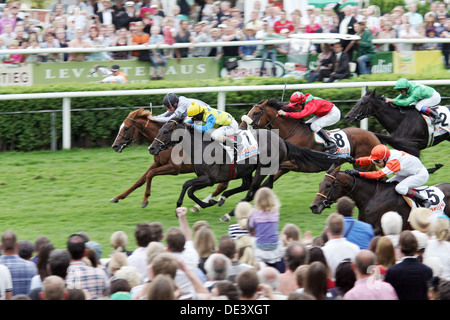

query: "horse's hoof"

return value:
[142, 202, 149, 208]
[190, 206, 200, 213]
[209, 198, 218, 205]
[217, 196, 227, 207]
[220, 214, 231, 222]
[109, 198, 118, 203]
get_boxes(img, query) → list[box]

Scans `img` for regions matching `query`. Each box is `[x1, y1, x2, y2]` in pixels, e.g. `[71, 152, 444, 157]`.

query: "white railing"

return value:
[1, 80, 449, 150]
[0, 37, 449, 55]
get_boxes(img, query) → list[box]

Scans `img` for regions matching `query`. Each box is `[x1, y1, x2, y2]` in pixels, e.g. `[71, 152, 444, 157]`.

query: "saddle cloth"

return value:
[313, 129, 351, 157]
[424, 106, 450, 147]
[404, 186, 447, 222]
[223, 129, 260, 163]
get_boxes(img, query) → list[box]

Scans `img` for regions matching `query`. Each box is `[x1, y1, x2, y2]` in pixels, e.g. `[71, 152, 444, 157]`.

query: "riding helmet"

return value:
[394, 78, 409, 90]
[187, 101, 204, 117]
[163, 93, 179, 107]
[287, 91, 307, 107]
[368, 144, 391, 161]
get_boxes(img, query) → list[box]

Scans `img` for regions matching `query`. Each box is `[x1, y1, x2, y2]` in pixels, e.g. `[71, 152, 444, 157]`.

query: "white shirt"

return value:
[339, 15, 353, 34]
[171, 241, 200, 295]
[322, 237, 360, 279]
[424, 237, 450, 280]
[0, 265, 13, 299]
[127, 247, 148, 280]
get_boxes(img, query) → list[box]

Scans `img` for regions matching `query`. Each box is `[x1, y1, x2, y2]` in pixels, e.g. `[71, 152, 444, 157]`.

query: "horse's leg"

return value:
[190, 181, 229, 212]
[142, 162, 182, 208]
[261, 169, 286, 188]
[187, 180, 216, 209]
[218, 176, 252, 207]
[241, 171, 267, 203]
[176, 175, 210, 208]
[110, 162, 156, 203]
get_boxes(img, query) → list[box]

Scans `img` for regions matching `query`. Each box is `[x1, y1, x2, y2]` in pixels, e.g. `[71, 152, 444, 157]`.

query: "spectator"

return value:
[364, 5, 380, 34]
[1, 22, 16, 46]
[273, 9, 294, 34]
[31, 236, 50, 265]
[236, 268, 274, 300]
[191, 21, 213, 57]
[248, 187, 285, 272]
[114, 265, 142, 290]
[384, 230, 433, 300]
[203, 253, 232, 291]
[380, 210, 403, 256]
[68, 28, 93, 61]
[161, 17, 177, 58]
[166, 207, 201, 297]
[65, 234, 109, 299]
[325, 42, 350, 83]
[375, 21, 396, 52]
[148, 25, 167, 80]
[216, 1, 232, 25]
[424, 27, 441, 50]
[321, 212, 360, 279]
[127, 221, 163, 279]
[109, 230, 133, 256]
[0, 264, 13, 300]
[40, 275, 67, 300]
[301, 5, 321, 26]
[343, 250, 398, 300]
[174, 19, 194, 61]
[236, 235, 261, 270]
[228, 201, 252, 240]
[111, 27, 131, 60]
[210, 280, 240, 300]
[333, 1, 357, 59]
[305, 14, 322, 34]
[131, 20, 150, 60]
[336, 196, 375, 249]
[109, 278, 132, 300]
[374, 236, 397, 279]
[308, 246, 334, 289]
[405, 3, 424, 31]
[40, 32, 62, 62]
[423, 216, 450, 280]
[194, 225, 216, 275]
[147, 273, 179, 300]
[397, 22, 420, 52]
[55, 27, 69, 61]
[107, 251, 128, 277]
[218, 235, 254, 283]
[257, 266, 287, 300]
[245, 10, 264, 31]
[304, 261, 331, 300]
[238, 26, 259, 59]
[280, 223, 302, 247]
[0, 230, 37, 296]
[28, 248, 72, 300]
[258, 25, 283, 77]
[293, 264, 309, 294]
[217, 24, 242, 62]
[309, 43, 335, 83]
[18, 240, 34, 261]
[29, 243, 55, 292]
[353, 21, 375, 75]
[278, 241, 309, 296]
[328, 259, 355, 299]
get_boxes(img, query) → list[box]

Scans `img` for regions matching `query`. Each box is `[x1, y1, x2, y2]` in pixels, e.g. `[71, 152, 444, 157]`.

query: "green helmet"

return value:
[394, 78, 409, 90]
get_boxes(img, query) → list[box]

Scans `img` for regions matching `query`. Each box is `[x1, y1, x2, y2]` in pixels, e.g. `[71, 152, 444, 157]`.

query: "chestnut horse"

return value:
[309, 165, 450, 235]
[244, 99, 386, 175]
[110, 108, 228, 208]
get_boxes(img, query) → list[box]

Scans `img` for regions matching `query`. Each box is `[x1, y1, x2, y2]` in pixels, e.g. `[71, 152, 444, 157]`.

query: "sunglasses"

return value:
[372, 159, 384, 164]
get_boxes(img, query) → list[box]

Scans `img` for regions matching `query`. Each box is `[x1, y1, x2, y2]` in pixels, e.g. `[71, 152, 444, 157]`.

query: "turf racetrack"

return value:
[0, 143, 448, 252]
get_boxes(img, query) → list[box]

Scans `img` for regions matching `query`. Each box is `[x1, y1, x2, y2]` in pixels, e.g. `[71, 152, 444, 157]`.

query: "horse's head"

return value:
[309, 164, 355, 214]
[112, 108, 152, 153]
[345, 88, 383, 124]
[244, 99, 283, 129]
[148, 118, 184, 155]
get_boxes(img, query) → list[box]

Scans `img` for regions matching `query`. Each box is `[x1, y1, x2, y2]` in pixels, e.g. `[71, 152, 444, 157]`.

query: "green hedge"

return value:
[0, 71, 449, 151]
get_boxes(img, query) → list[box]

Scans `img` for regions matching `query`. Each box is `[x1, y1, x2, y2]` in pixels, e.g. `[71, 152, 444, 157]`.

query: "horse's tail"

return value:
[284, 141, 342, 173]
[374, 133, 421, 158]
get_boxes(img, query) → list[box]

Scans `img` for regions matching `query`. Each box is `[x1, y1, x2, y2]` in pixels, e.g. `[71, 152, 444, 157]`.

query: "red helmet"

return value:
[287, 91, 306, 107]
[369, 144, 391, 161]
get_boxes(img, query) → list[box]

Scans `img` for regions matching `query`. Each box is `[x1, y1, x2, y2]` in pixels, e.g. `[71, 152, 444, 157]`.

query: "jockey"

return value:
[385, 78, 443, 125]
[148, 93, 210, 123]
[185, 101, 239, 147]
[347, 144, 431, 208]
[277, 91, 341, 153]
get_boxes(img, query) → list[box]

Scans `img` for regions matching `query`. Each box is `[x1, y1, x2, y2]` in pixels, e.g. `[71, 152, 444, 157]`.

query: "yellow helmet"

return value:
[187, 101, 204, 117]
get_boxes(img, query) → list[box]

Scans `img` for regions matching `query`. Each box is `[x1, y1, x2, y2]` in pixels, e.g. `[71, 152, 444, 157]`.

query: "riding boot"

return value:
[427, 109, 443, 125]
[317, 129, 337, 153]
[406, 188, 431, 208]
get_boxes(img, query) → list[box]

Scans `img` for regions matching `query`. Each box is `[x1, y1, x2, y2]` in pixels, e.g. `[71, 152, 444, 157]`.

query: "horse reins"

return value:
[152, 119, 180, 151]
[354, 97, 392, 121]
[120, 116, 151, 146]
[316, 173, 357, 207]
[254, 104, 300, 140]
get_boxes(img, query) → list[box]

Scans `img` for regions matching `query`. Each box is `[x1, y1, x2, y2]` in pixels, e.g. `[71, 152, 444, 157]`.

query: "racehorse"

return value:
[345, 89, 450, 157]
[309, 164, 450, 235]
[148, 118, 342, 210]
[243, 98, 399, 174]
[110, 108, 229, 208]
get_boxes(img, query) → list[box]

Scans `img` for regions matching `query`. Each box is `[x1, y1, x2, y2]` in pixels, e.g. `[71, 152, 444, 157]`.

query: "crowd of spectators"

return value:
[0, 187, 449, 301]
[0, 0, 448, 79]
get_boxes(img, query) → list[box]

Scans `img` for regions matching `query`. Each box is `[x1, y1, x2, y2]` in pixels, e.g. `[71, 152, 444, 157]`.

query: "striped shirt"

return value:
[66, 261, 109, 299]
[0, 254, 37, 296]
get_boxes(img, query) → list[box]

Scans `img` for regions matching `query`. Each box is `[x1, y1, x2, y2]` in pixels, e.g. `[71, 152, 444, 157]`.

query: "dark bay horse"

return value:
[309, 165, 450, 234]
[110, 108, 229, 208]
[345, 89, 450, 157]
[148, 118, 342, 210]
[244, 98, 387, 174]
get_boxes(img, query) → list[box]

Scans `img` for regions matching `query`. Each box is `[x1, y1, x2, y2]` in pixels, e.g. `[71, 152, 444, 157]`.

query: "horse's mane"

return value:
[261, 98, 285, 111]
[128, 108, 151, 119]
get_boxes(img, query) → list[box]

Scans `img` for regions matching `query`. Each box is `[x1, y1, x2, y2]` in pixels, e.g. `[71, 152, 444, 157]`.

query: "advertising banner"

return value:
[371, 51, 393, 74]
[393, 50, 444, 74]
[0, 63, 33, 86]
[31, 57, 219, 85]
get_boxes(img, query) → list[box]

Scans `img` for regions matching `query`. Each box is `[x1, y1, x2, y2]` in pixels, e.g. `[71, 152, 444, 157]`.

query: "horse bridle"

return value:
[315, 173, 357, 208]
[352, 97, 392, 121]
[119, 117, 151, 147]
[252, 104, 300, 140]
[152, 119, 179, 151]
